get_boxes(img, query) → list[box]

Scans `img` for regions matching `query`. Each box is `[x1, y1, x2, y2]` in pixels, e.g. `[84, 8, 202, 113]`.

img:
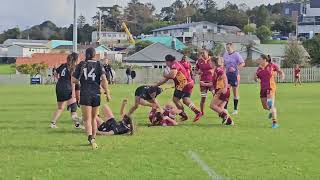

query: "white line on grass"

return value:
[187, 150, 224, 180]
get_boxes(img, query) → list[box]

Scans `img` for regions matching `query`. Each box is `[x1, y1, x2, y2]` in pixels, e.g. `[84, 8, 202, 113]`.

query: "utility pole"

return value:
[73, 0, 78, 52]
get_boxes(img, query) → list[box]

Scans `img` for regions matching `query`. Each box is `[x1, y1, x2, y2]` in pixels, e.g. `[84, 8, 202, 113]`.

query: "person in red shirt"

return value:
[148, 102, 181, 126]
[294, 64, 302, 86]
[154, 54, 203, 122]
[196, 49, 213, 115]
[201, 56, 234, 125]
[255, 54, 285, 129]
[179, 55, 193, 78]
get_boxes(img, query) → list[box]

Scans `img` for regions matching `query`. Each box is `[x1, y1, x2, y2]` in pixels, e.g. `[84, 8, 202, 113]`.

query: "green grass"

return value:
[0, 64, 15, 74]
[262, 40, 288, 44]
[0, 83, 320, 180]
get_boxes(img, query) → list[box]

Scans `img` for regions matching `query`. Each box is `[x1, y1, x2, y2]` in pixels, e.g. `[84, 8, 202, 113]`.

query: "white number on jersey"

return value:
[61, 68, 66, 77]
[83, 68, 96, 81]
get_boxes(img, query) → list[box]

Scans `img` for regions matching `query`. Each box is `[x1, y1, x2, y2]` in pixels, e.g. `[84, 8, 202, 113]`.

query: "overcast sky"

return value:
[0, 0, 281, 32]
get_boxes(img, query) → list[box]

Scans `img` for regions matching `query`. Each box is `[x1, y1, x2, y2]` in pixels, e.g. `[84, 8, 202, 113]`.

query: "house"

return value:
[233, 44, 310, 66]
[193, 33, 260, 49]
[124, 43, 194, 68]
[281, 2, 302, 19]
[92, 31, 128, 43]
[47, 40, 73, 49]
[3, 39, 49, 46]
[218, 25, 242, 35]
[141, 36, 186, 50]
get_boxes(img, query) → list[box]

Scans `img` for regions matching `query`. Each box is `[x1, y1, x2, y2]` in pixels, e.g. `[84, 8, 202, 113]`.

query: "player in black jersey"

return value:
[72, 47, 111, 150]
[127, 85, 163, 117]
[50, 53, 81, 129]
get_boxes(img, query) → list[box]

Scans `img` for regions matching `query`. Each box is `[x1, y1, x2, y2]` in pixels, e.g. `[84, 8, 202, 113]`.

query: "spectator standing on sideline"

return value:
[126, 67, 131, 84]
[102, 57, 113, 84]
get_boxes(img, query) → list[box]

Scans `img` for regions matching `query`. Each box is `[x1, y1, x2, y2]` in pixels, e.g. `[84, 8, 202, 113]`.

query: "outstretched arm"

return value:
[120, 99, 128, 118]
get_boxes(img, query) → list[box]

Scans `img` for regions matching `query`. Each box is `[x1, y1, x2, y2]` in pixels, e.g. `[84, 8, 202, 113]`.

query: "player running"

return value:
[148, 102, 181, 126]
[195, 49, 213, 115]
[72, 47, 111, 149]
[127, 85, 163, 117]
[255, 54, 285, 129]
[154, 54, 202, 122]
[97, 99, 134, 136]
[50, 53, 81, 129]
[294, 64, 302, 86]
[201, 57, 234, 125]
[223, 42, 245, 115]
[180, 55, 193, 78]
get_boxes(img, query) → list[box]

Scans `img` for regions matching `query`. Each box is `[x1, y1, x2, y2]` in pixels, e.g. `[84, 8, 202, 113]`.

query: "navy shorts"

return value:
[173, 89, 191, 99]
[226, 71, 239, 87]
[80, 94, 101, 107]
[56, 90, 72, 102]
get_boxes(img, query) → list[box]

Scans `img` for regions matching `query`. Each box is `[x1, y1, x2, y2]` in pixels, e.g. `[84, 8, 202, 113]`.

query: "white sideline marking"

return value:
[188, 150, 224, 180]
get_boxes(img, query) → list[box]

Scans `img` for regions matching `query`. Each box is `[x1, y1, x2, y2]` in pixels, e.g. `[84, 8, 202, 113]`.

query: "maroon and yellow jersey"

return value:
[212, 67, 227, 91]
[171, 61, 193, 91]
[180, 60, 192, 76]
[196, 58, 213, 81]
[294, 68, 301, 77]
[256, 63, 279, 90]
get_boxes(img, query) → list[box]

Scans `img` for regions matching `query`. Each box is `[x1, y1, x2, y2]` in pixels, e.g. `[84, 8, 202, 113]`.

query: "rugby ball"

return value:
[163, 67, 171, 78]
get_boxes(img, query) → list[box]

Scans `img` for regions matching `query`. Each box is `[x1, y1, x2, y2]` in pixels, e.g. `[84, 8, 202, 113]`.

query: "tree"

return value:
[135, 40, 153, 52]
[160, 7, 175, 21]
[283, 40, 309, 68]
[256, 5, 271, 27]
[77, 14, 86, 28]
[256, 25, 272, 41]
[243, 24, 256, 34]
[93, 5, 123, 32]
[15, 63, 48, 77]
[201, 0, 216, 12]
[302, 36, 320, 65]
[78, 24, 96, 43]
[272, 16, 296, 36]
[212, 42, 224, 56]
[0, 27, 21, 43]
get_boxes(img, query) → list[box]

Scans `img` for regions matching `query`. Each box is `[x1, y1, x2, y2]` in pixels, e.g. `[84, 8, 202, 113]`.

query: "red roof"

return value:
[16, 53, 101, 68]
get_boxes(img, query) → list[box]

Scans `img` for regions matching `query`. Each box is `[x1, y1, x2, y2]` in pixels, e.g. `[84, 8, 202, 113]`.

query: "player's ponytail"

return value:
[67, 52, 78, 75]
[267, 55, 272, 63]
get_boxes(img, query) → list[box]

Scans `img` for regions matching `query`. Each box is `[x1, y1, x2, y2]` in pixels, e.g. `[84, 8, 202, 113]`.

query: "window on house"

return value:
[285, 8, 290, 15]
[154, 65, 158, 68]
[159, 66, 163, 69]
[203, 25, 208, 29]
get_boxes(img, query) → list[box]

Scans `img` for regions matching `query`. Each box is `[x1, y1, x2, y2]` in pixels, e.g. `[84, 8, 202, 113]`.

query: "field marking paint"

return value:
[187, 150, 224, 180]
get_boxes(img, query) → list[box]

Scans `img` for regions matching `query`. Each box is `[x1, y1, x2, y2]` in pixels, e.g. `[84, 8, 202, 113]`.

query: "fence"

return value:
[1, 67, 320, 85]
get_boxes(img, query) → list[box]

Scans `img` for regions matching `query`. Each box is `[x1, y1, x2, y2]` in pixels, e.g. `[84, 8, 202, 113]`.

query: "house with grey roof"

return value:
[124, 42, 194, 68]
[193, 33, 260, 49]
[3, 39, 49, 46]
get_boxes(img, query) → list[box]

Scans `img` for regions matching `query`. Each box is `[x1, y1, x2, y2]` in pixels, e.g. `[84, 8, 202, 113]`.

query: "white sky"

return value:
[0, 0, 282, 32]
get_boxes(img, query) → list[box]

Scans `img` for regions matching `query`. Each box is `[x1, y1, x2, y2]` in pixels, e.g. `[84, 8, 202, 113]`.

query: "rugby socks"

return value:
[234, 99, 239, 111]
[179, 111, 188, 121]
[188, 104, 200, 114]
[272, 119, 277, 125]
[267, 99, 273, 109]
[219, 111, 228, 120]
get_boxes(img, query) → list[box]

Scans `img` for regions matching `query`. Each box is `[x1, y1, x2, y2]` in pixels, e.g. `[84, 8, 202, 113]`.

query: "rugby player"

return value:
[201, 57, 234, 125]
[50, 53, 81, 129]
[223, 42, 245, 115]
[72, 47, 111, 149]
[127, 85, 163, 117]
[97, 99, 134, 136]
[154, 54, 202, 122]
[294, 64, 302, 86]
[195, 49, 213, 115]
[148, 102, 181, 126]
[255, 54, 285, 129]
[180, 55, 193, 78]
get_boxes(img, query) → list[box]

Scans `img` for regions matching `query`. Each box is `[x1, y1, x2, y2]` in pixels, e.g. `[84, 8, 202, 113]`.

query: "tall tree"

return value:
[283, 40, 309, 67]
[256, 5, 271, 27]
[0, 27, 21, 43]
[93, 5, 123, 31]
[272, 16, 296, 36]
[256, 25, 272, 41]
[77, 14, 86, 28]
[303, 36, 320, 65]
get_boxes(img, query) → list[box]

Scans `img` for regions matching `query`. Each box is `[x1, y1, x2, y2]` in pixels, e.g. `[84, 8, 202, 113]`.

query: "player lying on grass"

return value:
[96, 99, 134, 135]
[148, 102, 182, 126]
[200, 56, 234, 126]
[154, 54, 202, 122]
[255, 54, 285, 129]
[50, 53, 82, 129]
[127, 85, 163, 117]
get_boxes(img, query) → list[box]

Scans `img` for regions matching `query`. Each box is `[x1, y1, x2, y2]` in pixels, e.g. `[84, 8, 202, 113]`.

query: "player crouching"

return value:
[201, 56, 234, 126]
[97, 99, 134, 136]
[148, 102, 181, 126]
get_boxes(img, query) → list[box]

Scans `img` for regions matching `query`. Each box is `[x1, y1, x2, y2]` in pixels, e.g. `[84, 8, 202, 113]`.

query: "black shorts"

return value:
[98, 118, 129, 135]
[226, 71, 239, 87]
[79, 94, 101, 107]
[67, 103, 78, 113]
[56, 90, 72, 102]
[135, 86, 151, 100]
[173, 89, 191, 99]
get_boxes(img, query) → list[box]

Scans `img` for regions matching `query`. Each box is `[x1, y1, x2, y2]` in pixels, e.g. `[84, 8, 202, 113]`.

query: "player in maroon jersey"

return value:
[154, 54, 203, 122]
[148, 102, 180, 126]
[294, 64, 302, 86]
[196, 49, 213, 115]
[179, 55, 193, 78]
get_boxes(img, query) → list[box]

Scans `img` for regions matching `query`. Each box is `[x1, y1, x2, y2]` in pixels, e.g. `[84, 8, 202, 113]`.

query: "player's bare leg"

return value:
[91, 107, 99, 149]
[50, 101, 67, 128]
[182, 97, 202, 122]
[173, 97, 188, 121]
[200, 97, 206, 115]
[210, 96, 233, 125]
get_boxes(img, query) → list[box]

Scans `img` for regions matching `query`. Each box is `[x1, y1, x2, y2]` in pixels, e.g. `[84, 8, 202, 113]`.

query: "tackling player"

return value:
[294, 64, 302, 86]
[148, 102, 181, 126]
[255, 54, 285, 129]
[127, 85, 163, 117]
[195, 49, 213, 115]
[72, 47, 111, 149]
[50, 53, 81, 129]
[154, 54, 202, 122]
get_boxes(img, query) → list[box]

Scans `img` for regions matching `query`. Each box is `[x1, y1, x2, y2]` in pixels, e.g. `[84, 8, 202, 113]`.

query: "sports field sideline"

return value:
[0, 83, 319, 179]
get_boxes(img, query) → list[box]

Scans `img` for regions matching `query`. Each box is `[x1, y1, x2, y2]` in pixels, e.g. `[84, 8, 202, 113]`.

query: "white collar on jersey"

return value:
[87, 60, 97, 62]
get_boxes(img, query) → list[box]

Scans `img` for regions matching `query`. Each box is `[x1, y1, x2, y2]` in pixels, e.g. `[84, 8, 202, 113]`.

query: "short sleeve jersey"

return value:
[196, 58, 213, 81]
[180, 60, 192, 75]
[256, 63, 279, 90]
[56, 63, 72, 91]
[171, 61, 192, 91]
[212, 67, 226, 91]
[73, 60, 105, 96]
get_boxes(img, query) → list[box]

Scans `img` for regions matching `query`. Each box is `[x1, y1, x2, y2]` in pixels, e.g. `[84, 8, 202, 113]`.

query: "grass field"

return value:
[0, 64, 15, 74]
[0, 83, 320, 180]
